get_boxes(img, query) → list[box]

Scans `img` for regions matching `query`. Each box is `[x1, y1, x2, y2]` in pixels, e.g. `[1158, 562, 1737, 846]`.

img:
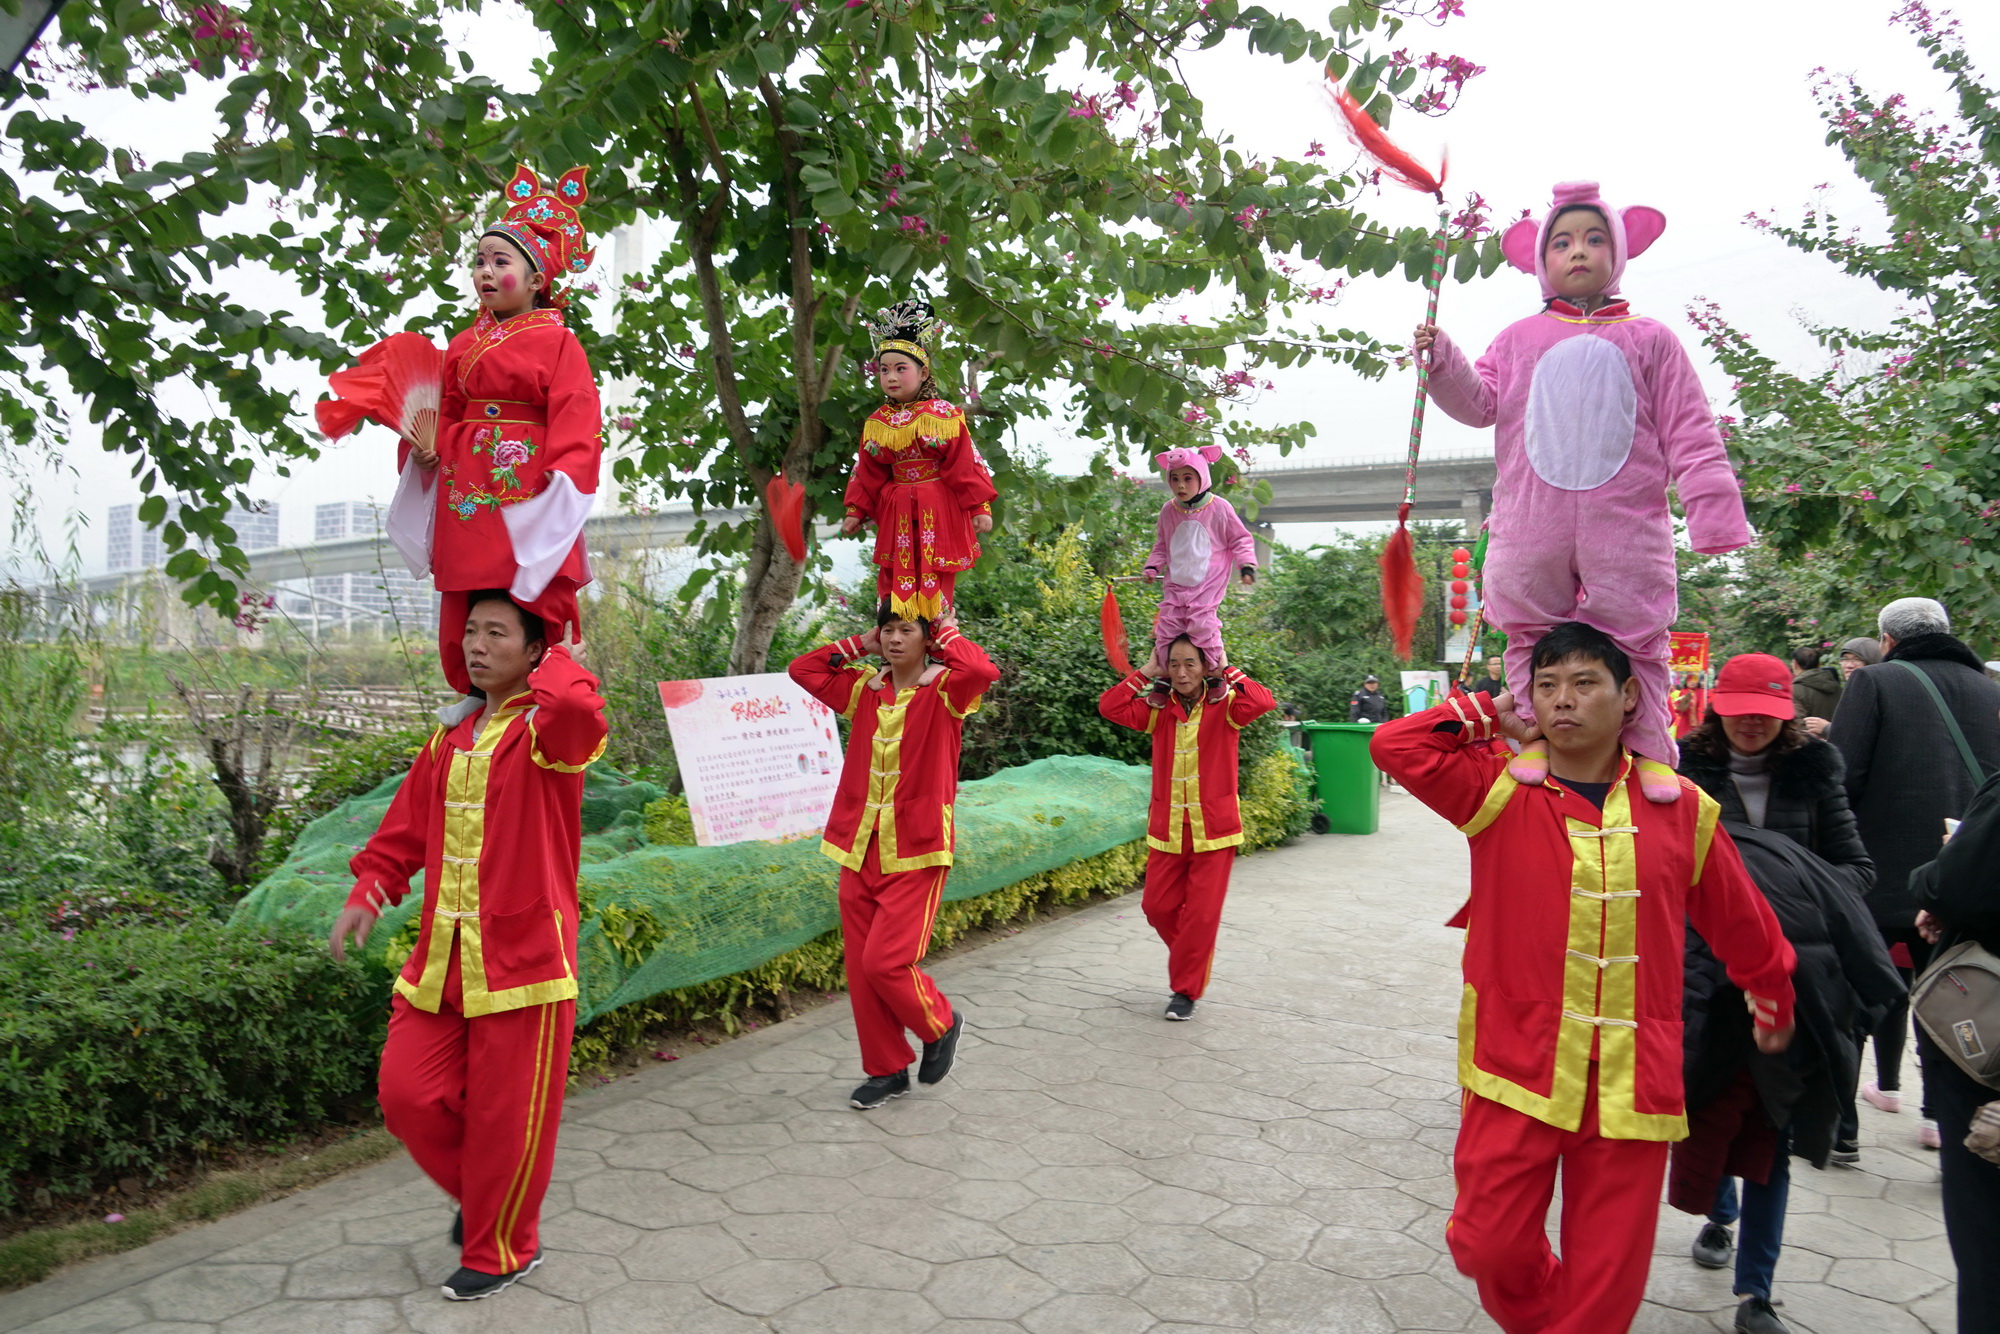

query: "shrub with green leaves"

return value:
[0, 922, 389, 1211]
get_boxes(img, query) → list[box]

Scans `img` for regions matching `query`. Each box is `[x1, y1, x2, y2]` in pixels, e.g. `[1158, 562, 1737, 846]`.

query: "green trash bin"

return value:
[1299, 721, 1382, 835]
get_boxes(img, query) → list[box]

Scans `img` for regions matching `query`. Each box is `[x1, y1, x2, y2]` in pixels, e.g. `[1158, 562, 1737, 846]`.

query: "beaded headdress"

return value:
[863, 297, 945, 370]
[482, 163, 597, 282]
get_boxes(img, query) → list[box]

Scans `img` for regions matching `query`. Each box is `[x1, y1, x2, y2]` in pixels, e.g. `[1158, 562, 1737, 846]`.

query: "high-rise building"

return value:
[107, 499, 280, 570]
[303, 501, 437, 633]
[106, 504, 136, 573]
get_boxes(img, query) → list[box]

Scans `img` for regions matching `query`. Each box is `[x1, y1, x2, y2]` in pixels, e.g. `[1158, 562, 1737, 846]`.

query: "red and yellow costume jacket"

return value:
[345, 648, 607, 1016]
[843, 399, 997, 620]
[789, 626, 999, 873]
[1097, 666, 1277, 854]
[398, 307, 603, 599]
[1371, 700, 1796, 1141]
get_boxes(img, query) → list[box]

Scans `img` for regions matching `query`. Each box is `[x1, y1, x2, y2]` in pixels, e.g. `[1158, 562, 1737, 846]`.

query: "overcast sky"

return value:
[14, 0, 1996, 574]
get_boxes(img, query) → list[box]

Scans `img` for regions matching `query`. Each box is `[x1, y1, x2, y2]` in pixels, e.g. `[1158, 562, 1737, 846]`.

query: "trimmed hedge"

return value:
[0, 922, 389, 1211]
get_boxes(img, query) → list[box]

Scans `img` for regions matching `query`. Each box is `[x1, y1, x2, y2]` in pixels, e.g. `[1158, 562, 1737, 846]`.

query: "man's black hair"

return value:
[1165, 633, 1207, 667]
[1528, 622, 1631, 687]
[875, 597, 934, 638]
[466, 589, 546, 652]
[1792, 645, 1821, 670]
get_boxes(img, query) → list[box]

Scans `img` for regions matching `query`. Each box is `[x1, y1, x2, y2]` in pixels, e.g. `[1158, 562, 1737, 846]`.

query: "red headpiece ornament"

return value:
[482, 164, 597, 286]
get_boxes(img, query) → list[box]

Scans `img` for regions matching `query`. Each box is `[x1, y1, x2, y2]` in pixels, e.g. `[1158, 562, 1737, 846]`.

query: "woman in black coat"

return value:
[1671, 654, 1890, 1334]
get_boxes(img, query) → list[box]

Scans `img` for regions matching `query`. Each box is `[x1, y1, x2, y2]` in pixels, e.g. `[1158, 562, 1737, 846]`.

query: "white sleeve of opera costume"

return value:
[386, 457, 435, 579]
[502, 470, 594, 602]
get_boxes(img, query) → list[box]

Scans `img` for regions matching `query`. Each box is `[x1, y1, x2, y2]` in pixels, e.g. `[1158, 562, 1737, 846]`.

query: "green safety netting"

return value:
[232, 755, 1150, 1025]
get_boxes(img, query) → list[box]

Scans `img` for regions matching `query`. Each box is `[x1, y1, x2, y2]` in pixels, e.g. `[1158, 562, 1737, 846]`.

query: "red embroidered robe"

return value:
[843, 399, 997, 620]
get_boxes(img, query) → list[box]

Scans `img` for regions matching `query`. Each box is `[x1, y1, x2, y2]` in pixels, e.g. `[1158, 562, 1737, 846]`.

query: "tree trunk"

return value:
[728, 508, 806, 674]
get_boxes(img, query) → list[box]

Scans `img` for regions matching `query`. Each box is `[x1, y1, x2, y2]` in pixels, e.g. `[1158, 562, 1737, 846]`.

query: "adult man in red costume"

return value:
[331, 590, 606, 1301]
[1098, 634, 1275, 1020]
[789, 603, 999, 1109]
[1370, 621, 1797, 1334]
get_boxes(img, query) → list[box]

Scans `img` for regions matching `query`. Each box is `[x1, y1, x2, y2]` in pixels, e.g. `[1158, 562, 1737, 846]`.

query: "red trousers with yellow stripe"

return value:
[840, 840, 955, 1077]
[1448, 1077, 1669, 1334]
[378, 947, 573, 1276]
[1143, 846, 1236, 999]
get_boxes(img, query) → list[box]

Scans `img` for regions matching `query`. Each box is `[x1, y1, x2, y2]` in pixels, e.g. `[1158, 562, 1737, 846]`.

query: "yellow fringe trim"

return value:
[862, 404, 962, 454]
[888, 588, 946, 622]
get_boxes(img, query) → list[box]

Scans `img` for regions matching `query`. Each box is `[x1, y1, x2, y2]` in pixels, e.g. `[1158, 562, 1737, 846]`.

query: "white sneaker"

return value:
[1919, 1118, 1941, 1150]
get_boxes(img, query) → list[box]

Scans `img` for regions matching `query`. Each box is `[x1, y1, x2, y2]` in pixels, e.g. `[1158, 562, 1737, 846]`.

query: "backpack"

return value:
[1912, 939, 2000, 1090]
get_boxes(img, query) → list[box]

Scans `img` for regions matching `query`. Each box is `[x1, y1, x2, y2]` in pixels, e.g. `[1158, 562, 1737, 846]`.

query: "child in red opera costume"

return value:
[1370, 622, 1795, 1334]
[329, 592, 606, 1302]
[386, 164, 605, 698]
[788, 602, 999, 1109]
[1098, 635, 1274, 1020]
[840, 298, 997, 621]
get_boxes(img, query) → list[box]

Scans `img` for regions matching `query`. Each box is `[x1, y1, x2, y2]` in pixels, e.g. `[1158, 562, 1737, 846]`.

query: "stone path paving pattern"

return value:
[0, 790, 1958, 1333]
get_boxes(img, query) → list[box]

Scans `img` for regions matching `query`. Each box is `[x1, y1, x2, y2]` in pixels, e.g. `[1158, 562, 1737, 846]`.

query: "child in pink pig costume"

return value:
[1413, 182, 1751, 803]
[1142, 444, 1259, 706]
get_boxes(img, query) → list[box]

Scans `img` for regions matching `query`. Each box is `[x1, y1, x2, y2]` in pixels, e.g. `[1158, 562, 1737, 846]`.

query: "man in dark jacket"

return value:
[1790, 647, 1841, 725]
[1829, 597, 2000, 1151]
[1909, 768, 2000, 1334]
[1348, 674, 1389, 724]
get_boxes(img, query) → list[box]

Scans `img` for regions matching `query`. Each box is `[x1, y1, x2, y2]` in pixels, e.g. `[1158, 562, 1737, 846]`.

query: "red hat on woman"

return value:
[1710, 653, 1796, 719]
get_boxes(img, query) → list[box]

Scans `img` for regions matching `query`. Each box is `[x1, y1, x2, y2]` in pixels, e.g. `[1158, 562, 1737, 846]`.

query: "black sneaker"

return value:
[1691, 1220, 1733, 1269]
[849, 1070, 910, 1109]
[1204, 675, 1229, 705]
[1829, 1138, 1861, 1165]
[450, 1209, 462, 1246]
[1735, 1295, 1791, 1334]
[1146, 678, 1172, 709]
[919, 1013, 963, 1086]
[1164, 992, 1196, 1021]
[441, 1249, 542, 1301]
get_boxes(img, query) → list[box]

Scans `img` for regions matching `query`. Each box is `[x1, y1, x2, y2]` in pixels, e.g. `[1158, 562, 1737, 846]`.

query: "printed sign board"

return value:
[656, 673, 843, 846]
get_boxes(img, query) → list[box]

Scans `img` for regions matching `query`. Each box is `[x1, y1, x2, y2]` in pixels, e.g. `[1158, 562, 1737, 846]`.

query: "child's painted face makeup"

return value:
[471, 236, 544, 316]
[1167, 466, 1204, 502]
[1543, 211, 1614, 301]
[876, 351, 925, 403]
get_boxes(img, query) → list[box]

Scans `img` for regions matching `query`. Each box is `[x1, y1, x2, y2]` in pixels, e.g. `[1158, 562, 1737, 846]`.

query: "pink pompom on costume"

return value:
[1425, 182, 1751, 801]
[1144, 445, 1258, 664]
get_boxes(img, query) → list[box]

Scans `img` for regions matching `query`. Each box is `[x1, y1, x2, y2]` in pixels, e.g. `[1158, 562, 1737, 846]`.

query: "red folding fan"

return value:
[316, 332, 444, 454]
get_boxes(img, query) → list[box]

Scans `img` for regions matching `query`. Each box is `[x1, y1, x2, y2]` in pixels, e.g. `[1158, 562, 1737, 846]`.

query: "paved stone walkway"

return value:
[1, 792, 1957, 1333]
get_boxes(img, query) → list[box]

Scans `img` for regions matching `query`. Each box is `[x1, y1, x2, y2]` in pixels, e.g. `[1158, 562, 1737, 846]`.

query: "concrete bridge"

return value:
[66, 452, 1495, 595]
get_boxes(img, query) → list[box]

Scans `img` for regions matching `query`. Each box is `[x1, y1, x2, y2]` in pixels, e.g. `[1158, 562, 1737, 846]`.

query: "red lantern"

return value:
[1450, 593, 1468, 609]
[1451, 579, 1469, 594]
[1449, 609, 1469, 625]
[1450, 547, 1471, 561]
[1451, 562, 1470, 579]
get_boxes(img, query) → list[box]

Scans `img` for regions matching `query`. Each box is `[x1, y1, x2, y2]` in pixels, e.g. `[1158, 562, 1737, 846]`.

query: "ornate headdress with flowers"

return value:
[482, 163, 597, 290]
[863, 297, 945, 370]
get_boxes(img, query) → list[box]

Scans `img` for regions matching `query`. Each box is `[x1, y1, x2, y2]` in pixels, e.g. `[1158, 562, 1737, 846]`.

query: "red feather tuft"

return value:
[1379, 522, 1426, 660]
[1331, 86, 1446, 199]
[319, 332, 443, 449]
[1100, 583, 1135, 678]
[765, 475, 808, 563]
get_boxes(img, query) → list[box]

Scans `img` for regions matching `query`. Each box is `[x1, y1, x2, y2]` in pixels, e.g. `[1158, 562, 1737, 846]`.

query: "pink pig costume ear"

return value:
[1503, 182, 1668, 301]
[1154, 446, 1215, 493]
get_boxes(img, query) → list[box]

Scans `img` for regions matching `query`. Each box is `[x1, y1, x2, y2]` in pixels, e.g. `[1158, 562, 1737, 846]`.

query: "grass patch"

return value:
[0, 1128, 398, 1292]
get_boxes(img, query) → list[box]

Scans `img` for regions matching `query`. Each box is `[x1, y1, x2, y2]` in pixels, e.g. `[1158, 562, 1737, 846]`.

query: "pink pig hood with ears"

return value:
[1154, 444, 1228, 493]
[1500, 181, 1668, 301]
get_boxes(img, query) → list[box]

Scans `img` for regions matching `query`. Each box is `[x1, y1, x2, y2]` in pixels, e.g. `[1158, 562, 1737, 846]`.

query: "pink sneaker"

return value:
[1919, 1119, 1941, 1150]
[1862, 1082, 1901, 1114]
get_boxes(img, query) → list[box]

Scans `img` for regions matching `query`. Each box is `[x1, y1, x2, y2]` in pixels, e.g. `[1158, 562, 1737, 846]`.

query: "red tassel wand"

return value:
[1332, 86, 1449, 661]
